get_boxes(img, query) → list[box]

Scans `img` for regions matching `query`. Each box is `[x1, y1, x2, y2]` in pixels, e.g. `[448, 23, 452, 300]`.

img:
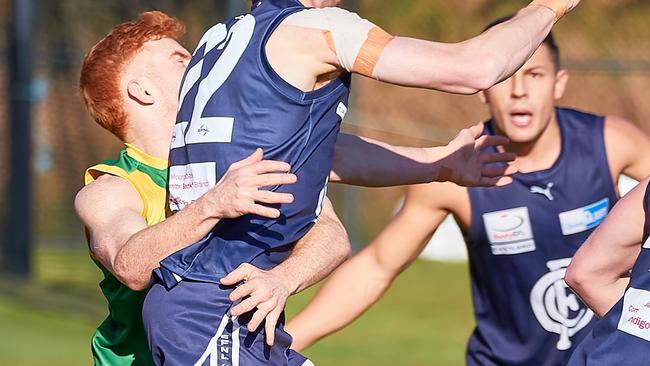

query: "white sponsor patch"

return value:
[483, 207, 536, 255]
[170, 122, 189, 149]
[617, 287, 650, 342]
[168, 162, 216, 211]
[558, 198, 609, 236]
[336, 102, 348, 119]
[185, 117, 234, 144]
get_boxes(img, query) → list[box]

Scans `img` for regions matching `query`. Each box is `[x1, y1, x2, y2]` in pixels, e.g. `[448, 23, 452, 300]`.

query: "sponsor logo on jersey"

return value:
[483, 207, 536, 255]
[558, 198, 609, 236]
[618, 287, 650, 342]
[168, 162, 217, 211]
[530, 258, 594, 350]
[530, 182, 555, 201]
[336, 102, 348, 119]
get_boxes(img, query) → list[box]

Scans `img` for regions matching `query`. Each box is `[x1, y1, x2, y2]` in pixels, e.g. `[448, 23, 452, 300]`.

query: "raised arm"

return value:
[565, 179, 649, 317]
[285, 182, 456, 351]
[330, 123, 516, 187]
[221, 198, 351, 346]
[75, 149, 296, 291]
[273, 1, 579, 94]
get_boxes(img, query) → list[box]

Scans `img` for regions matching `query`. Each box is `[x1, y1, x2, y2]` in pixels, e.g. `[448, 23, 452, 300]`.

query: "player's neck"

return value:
[506, 117, 562, 174]
[123, 119, 173, 163]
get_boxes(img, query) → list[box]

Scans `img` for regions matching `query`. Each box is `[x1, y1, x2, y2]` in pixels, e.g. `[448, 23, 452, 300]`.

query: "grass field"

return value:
[0, 247, 475, 366]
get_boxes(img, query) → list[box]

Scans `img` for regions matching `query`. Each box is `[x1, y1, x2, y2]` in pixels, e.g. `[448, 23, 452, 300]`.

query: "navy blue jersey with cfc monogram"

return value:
[567, 182, 650, 366]
[158, 0, 351, 287]
[465, 108, 618, 366]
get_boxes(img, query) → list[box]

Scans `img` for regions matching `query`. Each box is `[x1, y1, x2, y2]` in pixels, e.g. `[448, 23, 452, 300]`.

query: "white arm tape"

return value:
[282, 7, 377, 73]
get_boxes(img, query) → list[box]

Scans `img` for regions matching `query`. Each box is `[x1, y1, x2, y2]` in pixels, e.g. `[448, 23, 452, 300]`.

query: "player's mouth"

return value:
[509, 108, 533, 127]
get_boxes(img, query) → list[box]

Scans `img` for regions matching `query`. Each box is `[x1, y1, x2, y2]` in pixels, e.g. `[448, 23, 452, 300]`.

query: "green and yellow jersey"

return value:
[84, 143, 167, 366]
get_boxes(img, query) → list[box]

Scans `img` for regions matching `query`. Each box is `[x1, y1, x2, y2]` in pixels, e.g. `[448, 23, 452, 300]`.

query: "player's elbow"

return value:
[451, 42, 504, 93]
[564, 261, 588, 297]
[113, 261, 151, 291]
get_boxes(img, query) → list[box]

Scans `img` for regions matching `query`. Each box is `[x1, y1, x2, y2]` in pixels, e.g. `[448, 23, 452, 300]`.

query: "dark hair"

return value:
[484, 15, 560, 69]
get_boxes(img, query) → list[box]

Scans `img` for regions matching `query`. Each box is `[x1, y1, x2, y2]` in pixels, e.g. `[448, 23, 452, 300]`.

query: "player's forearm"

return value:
[463, 5, 556, 89]
[569, 277, 630, 318]
[113, 199, 220, 290]
[286, 251, 394, 351]
[270, 202, 351, 294]
[331, 133, 453, 187]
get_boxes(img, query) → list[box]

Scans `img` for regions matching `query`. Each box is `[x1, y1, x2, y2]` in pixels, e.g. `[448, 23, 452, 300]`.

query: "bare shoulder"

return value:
[603, 115, 646, 143]
[74, 174, 142, 225]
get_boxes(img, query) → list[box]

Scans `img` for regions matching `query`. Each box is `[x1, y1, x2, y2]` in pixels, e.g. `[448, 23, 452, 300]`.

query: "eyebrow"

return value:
[171, 50, 191, 60]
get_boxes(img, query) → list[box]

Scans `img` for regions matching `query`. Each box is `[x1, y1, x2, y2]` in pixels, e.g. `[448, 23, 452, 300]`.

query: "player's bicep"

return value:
[283, 7, 394, 76]
[75, 176, 147, 272]
[373, 37, 489, 94]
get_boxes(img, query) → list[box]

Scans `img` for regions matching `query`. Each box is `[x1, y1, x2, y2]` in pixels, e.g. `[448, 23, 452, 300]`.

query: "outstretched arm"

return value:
[565, 178, 649, 317]
[76, 149, 296, 290]
[285, 182, 455, 351]
[330, 123, 516, 187]
[221, 198, 351, 346]
[275, 1, 579, 94]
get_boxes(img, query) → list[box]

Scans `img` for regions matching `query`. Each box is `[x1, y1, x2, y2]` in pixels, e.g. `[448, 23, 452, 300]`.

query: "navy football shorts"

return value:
[143, 279, 313, 366]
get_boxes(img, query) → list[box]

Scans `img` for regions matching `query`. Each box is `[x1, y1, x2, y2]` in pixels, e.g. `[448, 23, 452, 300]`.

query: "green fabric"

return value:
[91, 262, 153, 366]
[90, 149, 167, 366]
[102, 148, 167, 188]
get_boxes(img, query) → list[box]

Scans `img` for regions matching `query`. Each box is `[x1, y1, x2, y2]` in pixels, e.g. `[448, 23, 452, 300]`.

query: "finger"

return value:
[467, 122, 485, 139]
[249, 160, 292, 174]
[229, 281, 255, 302]
[479, 152, 516, 164]
[248, 204, 281, 219]
[254, 173, 297, 188]
[477, 176, 502, 187]
[229, 148, 263, 171]
[254, 190, 294, 205]
[247, 305, 272, 333]
[481, 164, 513, 178]
[230, 295, 263, 316]
[220, 263, 256, 286]
[476, 134, 509, 149]
[495, 176, 514, 187]
[264, 306, 283, 346]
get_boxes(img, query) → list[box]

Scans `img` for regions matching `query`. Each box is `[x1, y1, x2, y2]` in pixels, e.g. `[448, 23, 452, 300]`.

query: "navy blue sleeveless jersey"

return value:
[567, 182, 650, 366]
[465, 108, 617, 366]
[159, 0, 351, 286]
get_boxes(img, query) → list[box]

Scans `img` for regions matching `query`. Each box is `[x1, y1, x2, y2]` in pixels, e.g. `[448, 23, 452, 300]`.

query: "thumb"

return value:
[220, 263, 255, 285]
[468, 121, 484, 139]
[229, 148, 263, 171]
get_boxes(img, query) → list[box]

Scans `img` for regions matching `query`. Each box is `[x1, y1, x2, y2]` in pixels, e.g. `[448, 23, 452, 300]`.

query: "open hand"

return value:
[220, 263, 295, 346]
[204, 148, 297, 219]
[436, 122, 517, 187]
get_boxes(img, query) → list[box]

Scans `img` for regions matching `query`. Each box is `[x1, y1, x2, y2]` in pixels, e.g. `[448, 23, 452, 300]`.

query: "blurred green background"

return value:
[2, 0, 650, 365]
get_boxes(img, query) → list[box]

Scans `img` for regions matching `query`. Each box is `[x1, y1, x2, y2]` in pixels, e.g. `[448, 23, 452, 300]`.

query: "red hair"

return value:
[79, 11, 186, 140]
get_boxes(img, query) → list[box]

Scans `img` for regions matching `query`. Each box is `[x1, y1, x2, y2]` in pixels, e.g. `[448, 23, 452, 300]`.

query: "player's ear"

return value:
[127, 80, 155, 105]
[553, 69, 569, 100]
[478, 90, 488, 104]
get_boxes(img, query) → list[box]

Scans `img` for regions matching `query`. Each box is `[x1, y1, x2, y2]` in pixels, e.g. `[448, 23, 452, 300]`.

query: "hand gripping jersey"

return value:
[567, 183, 650, 366]
[84, 144, 168, 366]
[159, 0, 351, 288]
[465, 108, 617, 366]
